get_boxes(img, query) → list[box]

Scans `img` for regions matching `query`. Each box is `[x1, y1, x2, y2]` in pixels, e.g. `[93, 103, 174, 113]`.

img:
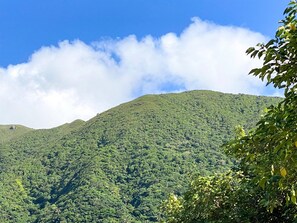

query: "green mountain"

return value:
[0, 124, 33, 144]
[0, 90, 281, 222]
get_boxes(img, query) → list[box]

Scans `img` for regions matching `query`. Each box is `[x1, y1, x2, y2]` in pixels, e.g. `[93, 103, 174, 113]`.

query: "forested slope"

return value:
[0, 90, 281, 222]
[0, 125, 33, 144]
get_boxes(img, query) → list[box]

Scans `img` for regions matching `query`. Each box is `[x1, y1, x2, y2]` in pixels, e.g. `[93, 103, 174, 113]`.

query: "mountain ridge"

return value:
[0, 90, 281, 222]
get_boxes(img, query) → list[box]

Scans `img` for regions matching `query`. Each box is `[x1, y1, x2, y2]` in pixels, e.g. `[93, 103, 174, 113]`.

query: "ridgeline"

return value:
[0, 90, 281, 222]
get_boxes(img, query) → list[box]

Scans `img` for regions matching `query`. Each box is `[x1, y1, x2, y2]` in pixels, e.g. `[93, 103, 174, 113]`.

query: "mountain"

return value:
[0, 90, 281, 222]
[0, 124, 33, 144]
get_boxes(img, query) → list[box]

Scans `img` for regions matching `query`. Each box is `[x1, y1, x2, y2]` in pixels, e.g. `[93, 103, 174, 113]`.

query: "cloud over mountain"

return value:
[0, 18, 270, 128]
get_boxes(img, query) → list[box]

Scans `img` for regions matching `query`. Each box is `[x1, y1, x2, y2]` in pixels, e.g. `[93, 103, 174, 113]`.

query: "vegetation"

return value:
[0, 125, 33, 144]
[0, 90, 280, 222]
[162, 1, 297, 222]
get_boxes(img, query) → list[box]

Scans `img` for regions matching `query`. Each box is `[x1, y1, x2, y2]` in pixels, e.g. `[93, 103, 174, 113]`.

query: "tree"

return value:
[227, 0, 297, 212]
[161, 172, 268, 223]
[162, 1, 297, 222]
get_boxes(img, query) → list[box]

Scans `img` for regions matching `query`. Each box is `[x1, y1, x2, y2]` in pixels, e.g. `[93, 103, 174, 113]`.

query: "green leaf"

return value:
[259, 178, 266, 189]
[280, 167, 287, 177]
[246, 47, 255, 54]
[291, 194, 296, 204]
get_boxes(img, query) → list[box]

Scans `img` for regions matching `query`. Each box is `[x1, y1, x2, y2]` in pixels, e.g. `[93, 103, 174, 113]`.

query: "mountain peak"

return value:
[0, 90, 281, 222]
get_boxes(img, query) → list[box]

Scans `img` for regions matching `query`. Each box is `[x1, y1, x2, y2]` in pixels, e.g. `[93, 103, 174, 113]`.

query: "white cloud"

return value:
[0, 18, 273, 128]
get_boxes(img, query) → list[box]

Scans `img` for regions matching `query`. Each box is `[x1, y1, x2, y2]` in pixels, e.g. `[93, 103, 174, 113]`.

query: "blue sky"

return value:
[0, 0, 287, 66]
[0, 1, 289, 128]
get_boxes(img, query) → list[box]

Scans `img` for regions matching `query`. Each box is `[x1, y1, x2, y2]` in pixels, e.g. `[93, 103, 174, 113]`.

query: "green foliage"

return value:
[163, 1, 297, 222]
[162, 171, 296, 223]
[0, 125, 33, 144]
[162, 172, 261, 223]
[227, 0, 297, 214]
[226, 98, 297, 213]
[0, 91, 279, 222]
[246, 0, 297, 93]
[162, 171, 244, 223]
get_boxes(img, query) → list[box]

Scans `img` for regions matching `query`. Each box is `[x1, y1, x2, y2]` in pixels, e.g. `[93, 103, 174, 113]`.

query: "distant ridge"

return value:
[0, 124, 33, 143]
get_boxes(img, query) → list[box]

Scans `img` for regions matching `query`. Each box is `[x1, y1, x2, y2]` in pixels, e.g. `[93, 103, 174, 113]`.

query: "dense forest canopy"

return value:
[0, 90, 280, 222]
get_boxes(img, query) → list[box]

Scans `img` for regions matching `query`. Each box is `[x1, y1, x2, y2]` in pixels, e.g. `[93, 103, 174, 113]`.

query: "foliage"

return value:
[228, 0, 297, 213]
[163, 1, 297, 222]
[162, 171, 244, 223]
[162, 171, 276, 223]
[246, 0, 297, 93]
[0, 125, 33, 144]
[0, 90, 279, 222]
[162, 170, 296, 223]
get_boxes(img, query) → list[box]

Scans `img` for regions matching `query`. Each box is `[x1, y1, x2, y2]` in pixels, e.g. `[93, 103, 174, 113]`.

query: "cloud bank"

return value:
[0, 18, 271, 128]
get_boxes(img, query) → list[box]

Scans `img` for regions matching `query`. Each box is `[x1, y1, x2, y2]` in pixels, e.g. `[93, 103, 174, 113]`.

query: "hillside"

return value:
[0, 90, 281, 222]
[0, 125, 33, 144]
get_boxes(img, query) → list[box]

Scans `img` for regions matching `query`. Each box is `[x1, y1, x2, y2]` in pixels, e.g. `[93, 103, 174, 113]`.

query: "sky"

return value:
[0, 0, 289, 128]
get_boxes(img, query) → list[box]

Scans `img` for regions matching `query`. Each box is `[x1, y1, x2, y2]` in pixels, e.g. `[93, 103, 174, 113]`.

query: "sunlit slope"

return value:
[0, 90, 281, 222]
[0, 124, 33, 143]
